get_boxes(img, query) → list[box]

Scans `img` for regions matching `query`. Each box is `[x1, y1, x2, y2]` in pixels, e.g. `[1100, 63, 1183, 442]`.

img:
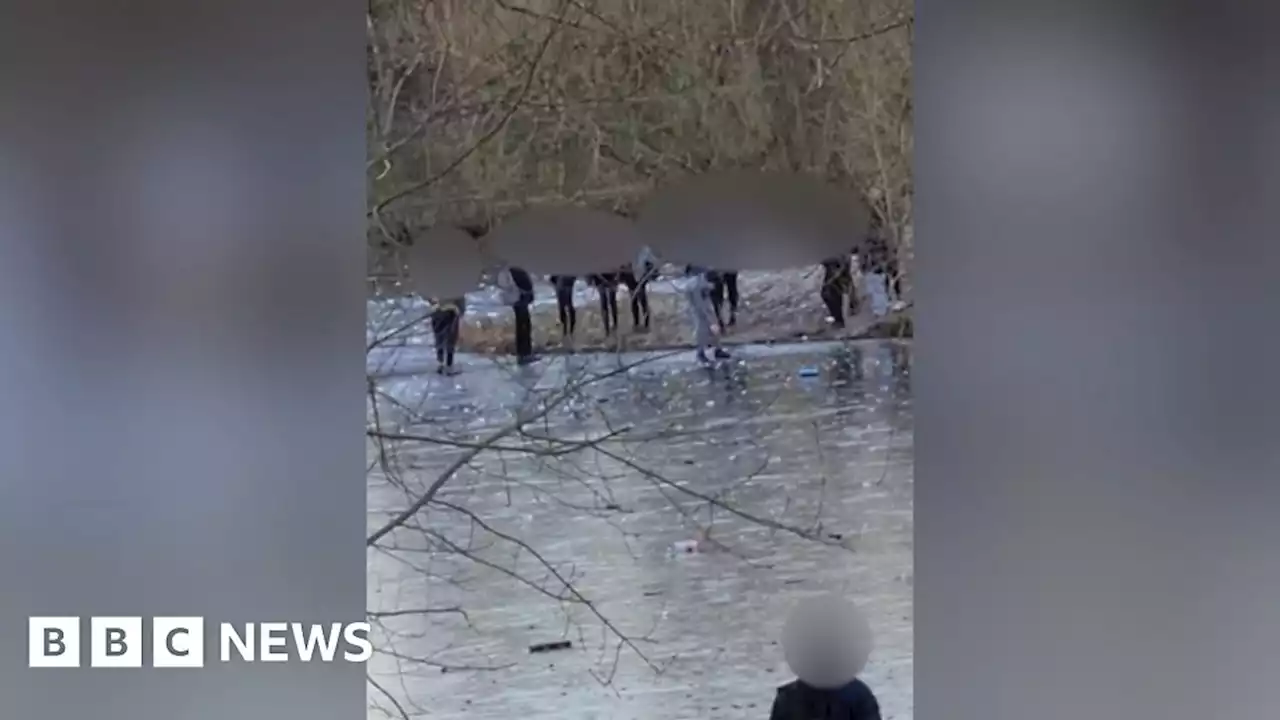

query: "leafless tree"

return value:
[366, 0, 912, 294]
[364, 1, 913, 716]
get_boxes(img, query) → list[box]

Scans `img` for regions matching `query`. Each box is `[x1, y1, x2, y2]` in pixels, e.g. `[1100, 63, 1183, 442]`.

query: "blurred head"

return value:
[782, 594, 874, 689]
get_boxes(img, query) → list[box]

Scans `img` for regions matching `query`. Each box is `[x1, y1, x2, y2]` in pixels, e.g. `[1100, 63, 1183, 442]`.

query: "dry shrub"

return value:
[366, 0, 913, 293]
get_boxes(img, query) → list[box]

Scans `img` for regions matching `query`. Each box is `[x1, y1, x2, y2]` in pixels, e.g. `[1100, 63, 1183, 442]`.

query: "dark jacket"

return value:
[508, 267, 534, 304]
[769, 679, 881, 720]
[587, 272, 621, 289]
[857, 217, 894, 275]
[431, 296, 466, 317]
[821, 256, 853, 289]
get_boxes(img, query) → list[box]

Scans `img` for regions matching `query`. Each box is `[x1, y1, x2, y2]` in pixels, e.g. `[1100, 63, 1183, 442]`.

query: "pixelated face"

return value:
[782, 594, 874, 689]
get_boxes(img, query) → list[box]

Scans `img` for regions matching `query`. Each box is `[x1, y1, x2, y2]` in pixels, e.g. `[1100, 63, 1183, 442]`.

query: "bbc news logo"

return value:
[28, 617, 372, 668]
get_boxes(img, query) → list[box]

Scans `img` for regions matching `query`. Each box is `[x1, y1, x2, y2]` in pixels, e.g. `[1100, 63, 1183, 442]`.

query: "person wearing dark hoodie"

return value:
[769, 677, 881, 720]
[771, 595, 881, 720]
[820, 253, 855, 328]
[429, 295, 466, 375]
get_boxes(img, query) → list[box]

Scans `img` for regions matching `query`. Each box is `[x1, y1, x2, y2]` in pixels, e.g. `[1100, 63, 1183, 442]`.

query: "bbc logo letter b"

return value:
[90, 617, 143, 667]
[29, 617, 81, 667]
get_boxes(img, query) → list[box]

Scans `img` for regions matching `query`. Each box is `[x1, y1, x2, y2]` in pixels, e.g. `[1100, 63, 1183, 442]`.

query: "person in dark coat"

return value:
[588, 272, 622, 336]
[429, 295, 466, 375]
[498, 266, 537, 364]
[820, 254, 855, 328]
[615, 268, 651, 331]
[619, 256, 654, 332]
[622, 246, 659, 332]
[707, 269, 740, 330]
[858, 229, 894, 279]
[549, 275, 577, 339]
[769, 677, 882, 720]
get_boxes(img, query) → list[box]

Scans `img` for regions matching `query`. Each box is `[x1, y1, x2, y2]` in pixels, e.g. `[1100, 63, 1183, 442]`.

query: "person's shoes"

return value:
[444, 366, 460, 376]
[436, 365, 446, 375]
[517, 355, 538, 366]
[695, 351, 709, 364]
[714, 348, 731, 359]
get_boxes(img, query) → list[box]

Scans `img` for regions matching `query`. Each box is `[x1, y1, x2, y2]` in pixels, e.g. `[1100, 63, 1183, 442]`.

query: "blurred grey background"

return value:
[4, 1, 1280, 720]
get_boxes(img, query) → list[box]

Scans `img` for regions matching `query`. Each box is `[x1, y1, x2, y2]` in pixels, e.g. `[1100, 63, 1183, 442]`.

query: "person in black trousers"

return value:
[708, 270, 739, 331]
[430, 295, 465, 375]
[588, 272, 621, 336]
[549, 275, 577, 339]
[821, 254, 855, 328]
[506, 266, 536, 364]
[619, 266, 652, 331]
[630, 247, 659, 332]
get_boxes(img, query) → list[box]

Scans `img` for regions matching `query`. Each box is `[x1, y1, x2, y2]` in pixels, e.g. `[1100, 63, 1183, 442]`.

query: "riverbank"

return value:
[455, 269, 911, 355]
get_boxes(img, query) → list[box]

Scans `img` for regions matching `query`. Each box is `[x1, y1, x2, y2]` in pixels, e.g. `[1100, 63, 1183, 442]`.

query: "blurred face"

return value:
[782, 594, 873, 689]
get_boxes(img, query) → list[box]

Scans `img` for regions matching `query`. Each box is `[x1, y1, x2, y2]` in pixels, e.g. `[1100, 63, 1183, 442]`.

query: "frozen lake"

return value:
[366, 340, 913, 719]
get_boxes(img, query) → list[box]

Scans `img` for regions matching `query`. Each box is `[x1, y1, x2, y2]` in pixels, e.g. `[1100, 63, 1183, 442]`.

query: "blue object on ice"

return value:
[798, 367, 820, 377]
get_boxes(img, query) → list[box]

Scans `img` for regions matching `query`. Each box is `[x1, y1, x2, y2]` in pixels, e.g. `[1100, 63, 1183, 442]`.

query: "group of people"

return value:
[820, 223, 901, 329]
[427, 252, 748, 372]
[547, 252, 743, 363]
[426, 226, 901, 374]
[548, 245, 662, 339]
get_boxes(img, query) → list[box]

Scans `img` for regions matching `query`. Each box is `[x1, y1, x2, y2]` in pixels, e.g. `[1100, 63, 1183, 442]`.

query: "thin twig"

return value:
[371, 0, 573, 216]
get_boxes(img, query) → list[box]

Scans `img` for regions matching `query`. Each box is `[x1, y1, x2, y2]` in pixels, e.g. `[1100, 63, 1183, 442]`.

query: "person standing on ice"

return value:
[428, 295, 465, 375]
[549, 274, 577, 340]
[820, 252, 855, 328]
[496, 264, 537, 364]
[682, 265, 730, 363]
[707, 268, 740, 331]
[622, 245, 659, 332]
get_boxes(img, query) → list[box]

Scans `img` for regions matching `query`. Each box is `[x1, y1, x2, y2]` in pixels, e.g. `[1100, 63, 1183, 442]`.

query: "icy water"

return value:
[367, 340, 913, 719]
